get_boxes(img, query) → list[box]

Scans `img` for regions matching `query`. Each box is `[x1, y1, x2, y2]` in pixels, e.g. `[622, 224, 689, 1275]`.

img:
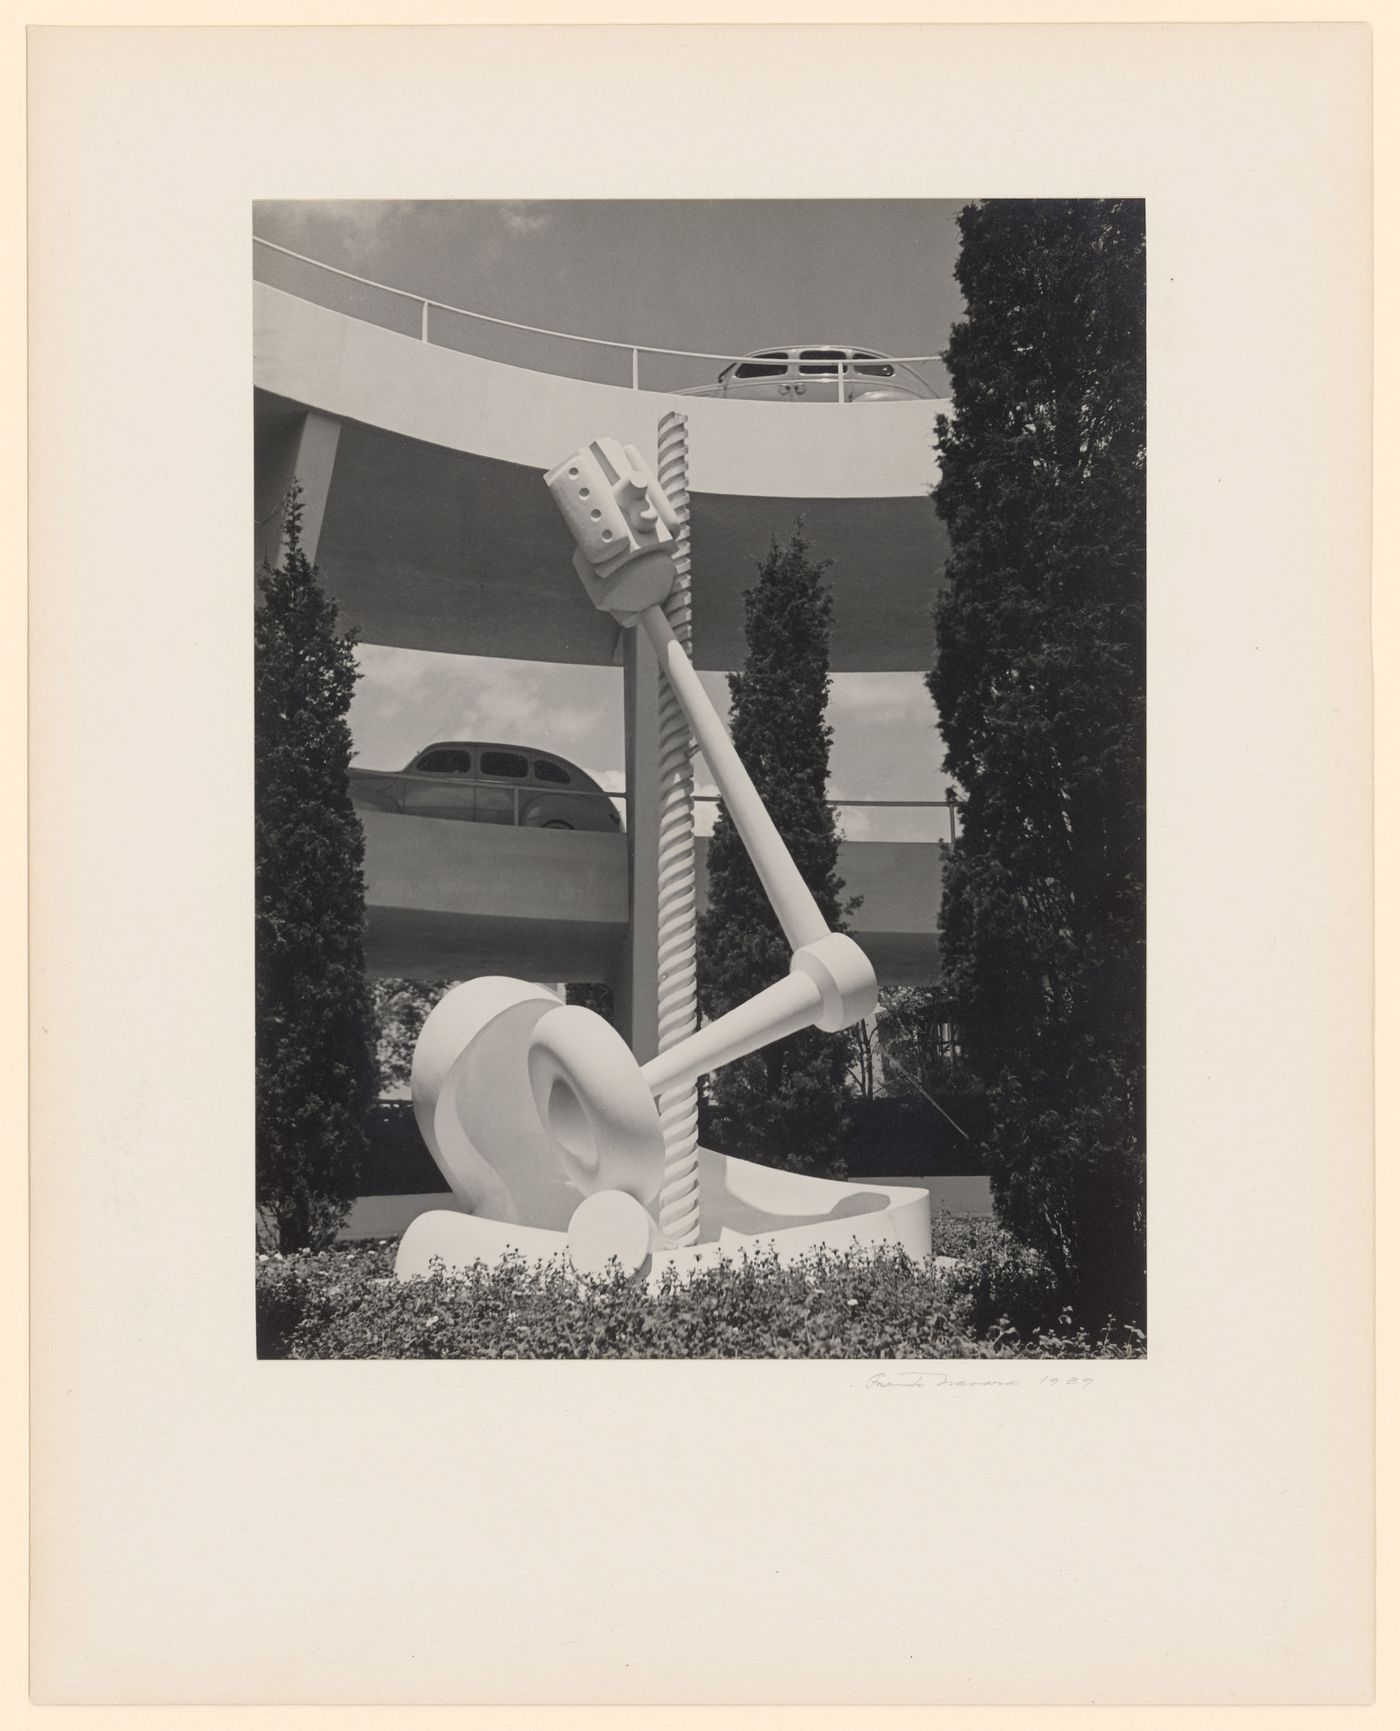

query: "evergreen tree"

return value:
[697, 527, 852, 1174]
[929, 199, 1146, 1324]
[255, 489, 378, 1250]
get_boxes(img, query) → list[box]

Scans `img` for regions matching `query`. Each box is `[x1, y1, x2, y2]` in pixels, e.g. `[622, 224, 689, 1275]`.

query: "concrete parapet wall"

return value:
[361, 814, 941, 985]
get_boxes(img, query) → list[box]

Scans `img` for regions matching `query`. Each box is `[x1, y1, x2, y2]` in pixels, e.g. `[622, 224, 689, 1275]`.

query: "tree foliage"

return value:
[874, 985, 981, 1112]
[874, 985, 956, 1095]
[564, 981, 617, 1028]
[371, 978, 455, 1094]
[929, 200, 1146, 1324]
[255, 490, 378, 1250]
[697, 527, 852, 1174]
[846, 1014, 877, 1101]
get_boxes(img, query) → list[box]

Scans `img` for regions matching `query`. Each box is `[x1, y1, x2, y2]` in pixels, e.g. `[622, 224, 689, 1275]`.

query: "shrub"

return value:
[928, 199, 1147, 1327]
[255, 1235, 1144, 1361]
[254, 1257, 313, 1357]
[255, 489, 378, 1250]
[698, 527, 854, 1177]
[934, 1215, 1063, 1335]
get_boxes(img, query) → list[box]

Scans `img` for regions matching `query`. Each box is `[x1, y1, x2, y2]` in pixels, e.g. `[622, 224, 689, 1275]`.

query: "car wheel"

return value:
[542, 819, 573, 830]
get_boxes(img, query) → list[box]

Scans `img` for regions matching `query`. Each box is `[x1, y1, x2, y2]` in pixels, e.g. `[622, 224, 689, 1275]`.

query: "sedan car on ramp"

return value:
[678, 344, 936, 404]
[350, 743, 622, 833]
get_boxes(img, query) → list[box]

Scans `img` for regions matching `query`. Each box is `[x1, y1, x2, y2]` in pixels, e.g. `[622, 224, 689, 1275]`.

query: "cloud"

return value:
[256, 200, 549, 286]
[347, 650, 949, 842]
[349, 647, 623, 775]
[500, 203, 554, 236]
[836, 805, 874, 842]
[577, 763, 625, 793]
[255, 200, 396, 247]
[828, 671, 935, 725]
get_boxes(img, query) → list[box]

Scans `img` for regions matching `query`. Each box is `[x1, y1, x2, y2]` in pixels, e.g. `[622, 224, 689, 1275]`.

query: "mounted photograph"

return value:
[251, 198, 1147, 1360]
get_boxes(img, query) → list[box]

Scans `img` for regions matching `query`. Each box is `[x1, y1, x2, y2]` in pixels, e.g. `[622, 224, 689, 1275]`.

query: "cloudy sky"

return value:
[254, 200, 967, 842]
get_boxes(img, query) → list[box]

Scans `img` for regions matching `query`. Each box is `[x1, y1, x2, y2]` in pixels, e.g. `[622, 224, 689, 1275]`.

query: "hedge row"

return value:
[256, 1223, 1145, 1361]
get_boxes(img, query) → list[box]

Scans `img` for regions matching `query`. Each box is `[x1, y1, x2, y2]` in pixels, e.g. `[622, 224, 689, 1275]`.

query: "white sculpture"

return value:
[394, 425, 932, 1285]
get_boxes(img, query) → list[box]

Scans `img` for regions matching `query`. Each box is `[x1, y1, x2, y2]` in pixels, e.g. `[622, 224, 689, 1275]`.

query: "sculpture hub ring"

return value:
[526, 1005, 665, 1206]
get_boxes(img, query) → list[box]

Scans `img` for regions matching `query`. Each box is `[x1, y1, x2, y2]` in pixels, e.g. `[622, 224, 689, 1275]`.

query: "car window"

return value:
[481, 750, 529, 779]
[416, 748, 472, 773]
[799, 348, 847, 376]
[533, 759, 571, 785]
[734, 351, 788, 380]
[854, 350, 896, 378]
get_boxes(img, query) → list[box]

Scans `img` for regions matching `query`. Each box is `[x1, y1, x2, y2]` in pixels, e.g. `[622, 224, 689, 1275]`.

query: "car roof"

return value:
[732, 343, 897, 358]
[413, 743, 604, 787]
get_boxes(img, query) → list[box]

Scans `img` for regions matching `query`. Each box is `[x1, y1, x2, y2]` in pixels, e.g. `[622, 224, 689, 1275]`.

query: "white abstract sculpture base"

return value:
[392, 975, 931, 1284]
[396, 1153, 932, 1285]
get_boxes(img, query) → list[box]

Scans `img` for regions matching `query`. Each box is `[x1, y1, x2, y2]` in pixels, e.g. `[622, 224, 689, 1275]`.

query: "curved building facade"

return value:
[253, 275, 951, 1024]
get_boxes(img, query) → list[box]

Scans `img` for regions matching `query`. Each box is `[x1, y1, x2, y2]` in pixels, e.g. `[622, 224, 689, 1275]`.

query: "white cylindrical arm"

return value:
[639, 603, 830, 954]
[639, 933, 878, 1097]
[640, 970, 823, 1097]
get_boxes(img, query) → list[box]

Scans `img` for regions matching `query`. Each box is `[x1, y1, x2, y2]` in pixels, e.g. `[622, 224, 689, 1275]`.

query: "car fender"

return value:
[520, 793, 581, 828]
[522, 791, 620, 832]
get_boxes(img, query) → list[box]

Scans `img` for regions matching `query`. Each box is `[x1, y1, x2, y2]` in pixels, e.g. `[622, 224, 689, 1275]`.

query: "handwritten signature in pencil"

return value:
[866, 1370, 1095, 1389]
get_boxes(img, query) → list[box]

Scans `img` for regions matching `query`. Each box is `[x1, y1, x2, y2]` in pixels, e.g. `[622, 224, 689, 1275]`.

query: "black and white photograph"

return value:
[252, 197, 1147, 1360]
[27, 20, 1375, 1712]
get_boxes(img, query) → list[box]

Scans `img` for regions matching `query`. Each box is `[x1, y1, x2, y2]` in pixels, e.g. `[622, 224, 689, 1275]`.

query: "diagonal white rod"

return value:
[641, 971, 824, 1097]
[638, 604, 831, 955]
[635, 597, 845, 1100]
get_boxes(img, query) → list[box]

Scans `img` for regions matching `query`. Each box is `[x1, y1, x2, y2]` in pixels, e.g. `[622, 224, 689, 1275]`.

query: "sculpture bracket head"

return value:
[545, 437, 680, 623]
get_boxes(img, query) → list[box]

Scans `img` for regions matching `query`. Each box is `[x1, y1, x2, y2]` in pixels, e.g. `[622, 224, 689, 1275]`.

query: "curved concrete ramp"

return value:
[360, 812, 942, 987]
[255, 283, 949, 670]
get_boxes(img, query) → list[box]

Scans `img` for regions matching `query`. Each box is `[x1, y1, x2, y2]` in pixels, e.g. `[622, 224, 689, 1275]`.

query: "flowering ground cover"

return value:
[256, 1217, 1145, 1360]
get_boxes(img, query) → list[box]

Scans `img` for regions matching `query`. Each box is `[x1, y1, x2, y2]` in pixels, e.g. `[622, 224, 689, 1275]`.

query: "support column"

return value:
[618, 624, 662, 1065]
[288, 409, 342, 566]
[255, 407, 342, 570]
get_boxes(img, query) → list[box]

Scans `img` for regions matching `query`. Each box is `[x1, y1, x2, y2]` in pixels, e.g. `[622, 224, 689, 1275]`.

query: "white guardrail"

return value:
[253, 235, 947, 400]
[703, 795, 958, 843]
[350, 773, 959, 842]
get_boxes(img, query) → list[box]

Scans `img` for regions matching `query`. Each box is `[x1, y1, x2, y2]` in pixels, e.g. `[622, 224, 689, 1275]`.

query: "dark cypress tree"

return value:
[697, 527, 852, 1175]
[929, 199, 1146, 1326]
[255, 489, 378, 1251]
